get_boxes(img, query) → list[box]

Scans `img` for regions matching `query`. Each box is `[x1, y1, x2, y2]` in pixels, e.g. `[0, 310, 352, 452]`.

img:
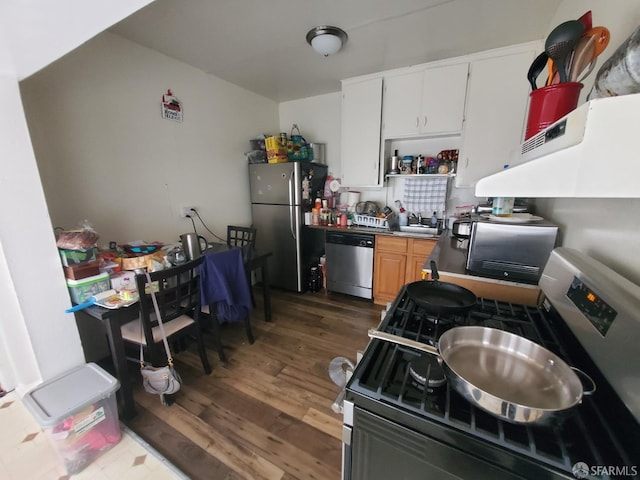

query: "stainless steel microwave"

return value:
[466, 218, 559, 284]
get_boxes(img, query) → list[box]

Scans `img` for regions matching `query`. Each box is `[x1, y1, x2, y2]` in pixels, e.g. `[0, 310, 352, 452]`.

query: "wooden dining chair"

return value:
[227, 225, 257, 304]
[120, 257, 211, 375]
[200, 247, 255, 365]
[227, 225, 257, 249]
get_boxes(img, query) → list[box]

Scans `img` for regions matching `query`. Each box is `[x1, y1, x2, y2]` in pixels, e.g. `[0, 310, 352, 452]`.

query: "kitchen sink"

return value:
[396, 225, 440, 236]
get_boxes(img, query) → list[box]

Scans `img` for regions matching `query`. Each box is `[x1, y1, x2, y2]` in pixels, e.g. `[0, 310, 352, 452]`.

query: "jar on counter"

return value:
[311, 208, 320, 225]
[437, 161, 449, 174]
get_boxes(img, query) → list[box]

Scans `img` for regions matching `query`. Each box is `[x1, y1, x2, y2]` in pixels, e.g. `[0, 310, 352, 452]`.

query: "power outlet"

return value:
[181, 207, 196, 218]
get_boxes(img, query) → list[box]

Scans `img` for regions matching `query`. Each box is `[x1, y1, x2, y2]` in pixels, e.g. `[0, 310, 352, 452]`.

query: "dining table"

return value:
[75, 244, 272, 419]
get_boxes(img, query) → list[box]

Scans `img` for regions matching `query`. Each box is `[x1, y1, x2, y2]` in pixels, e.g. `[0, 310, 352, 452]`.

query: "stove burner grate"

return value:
[408, 355, 447, 393]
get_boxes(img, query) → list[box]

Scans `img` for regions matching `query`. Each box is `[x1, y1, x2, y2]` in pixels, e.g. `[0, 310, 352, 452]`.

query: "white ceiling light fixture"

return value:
[306, 26, 348, 57]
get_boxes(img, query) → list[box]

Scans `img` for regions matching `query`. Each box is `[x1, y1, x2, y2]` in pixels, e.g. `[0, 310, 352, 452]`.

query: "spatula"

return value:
[584, 26, 611, 59]
[569, 34, 596, 82]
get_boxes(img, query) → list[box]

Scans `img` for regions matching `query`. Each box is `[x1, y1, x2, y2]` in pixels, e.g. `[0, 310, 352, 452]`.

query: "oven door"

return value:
[351, 407, 524, 480]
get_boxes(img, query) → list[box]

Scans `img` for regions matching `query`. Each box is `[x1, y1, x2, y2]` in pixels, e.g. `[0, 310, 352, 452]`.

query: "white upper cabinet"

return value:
[341, 76, 383, 187]
[455, 46, 537, 187]
[382, 63, 469, 138]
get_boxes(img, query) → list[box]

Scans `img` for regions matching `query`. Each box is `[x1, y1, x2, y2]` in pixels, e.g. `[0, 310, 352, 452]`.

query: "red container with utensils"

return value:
[525, 82, 583, 139]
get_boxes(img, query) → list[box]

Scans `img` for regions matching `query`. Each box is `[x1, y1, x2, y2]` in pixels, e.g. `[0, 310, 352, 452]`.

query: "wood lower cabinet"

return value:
[373, 236, 436, 305]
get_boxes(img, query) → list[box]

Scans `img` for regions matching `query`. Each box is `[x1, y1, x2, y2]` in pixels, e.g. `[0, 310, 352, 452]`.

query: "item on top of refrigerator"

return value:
[265, 136, 288, 163]
[56, 224, 99, 250]
[248, 137, 266, 151]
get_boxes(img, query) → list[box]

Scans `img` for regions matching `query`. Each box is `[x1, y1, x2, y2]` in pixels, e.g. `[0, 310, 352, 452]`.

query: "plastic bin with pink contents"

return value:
[22, 363, 121, 475]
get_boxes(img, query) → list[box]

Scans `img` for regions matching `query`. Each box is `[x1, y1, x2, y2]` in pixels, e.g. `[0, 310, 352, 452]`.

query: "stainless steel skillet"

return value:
[368, 326, 595, 425]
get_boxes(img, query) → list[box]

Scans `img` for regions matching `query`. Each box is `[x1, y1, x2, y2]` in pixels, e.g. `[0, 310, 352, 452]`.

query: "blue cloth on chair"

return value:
[200, 247, 253, 323]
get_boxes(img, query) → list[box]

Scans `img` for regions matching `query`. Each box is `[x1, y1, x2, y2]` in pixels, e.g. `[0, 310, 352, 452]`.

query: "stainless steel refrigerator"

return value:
[249, 162, 327, 292]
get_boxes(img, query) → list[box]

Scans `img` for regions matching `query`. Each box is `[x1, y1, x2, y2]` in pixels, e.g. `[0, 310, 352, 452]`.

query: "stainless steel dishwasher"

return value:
[325, 231, 375, 300]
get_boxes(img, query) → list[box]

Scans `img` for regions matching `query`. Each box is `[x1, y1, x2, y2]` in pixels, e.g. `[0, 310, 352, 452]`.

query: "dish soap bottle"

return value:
[430, 211, 438, 227]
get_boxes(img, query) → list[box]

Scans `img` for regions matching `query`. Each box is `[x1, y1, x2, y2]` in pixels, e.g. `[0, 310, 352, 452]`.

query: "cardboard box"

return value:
[63, 260, 100, 280]
[22, 363, 121, 475]
[265, 135, 288, 163]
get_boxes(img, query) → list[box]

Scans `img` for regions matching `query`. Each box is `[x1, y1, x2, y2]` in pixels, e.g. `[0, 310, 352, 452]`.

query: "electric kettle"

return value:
[180, 233, 207, 260]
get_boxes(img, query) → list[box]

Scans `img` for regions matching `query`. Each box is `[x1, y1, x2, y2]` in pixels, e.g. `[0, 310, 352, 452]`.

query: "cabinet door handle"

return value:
[423, 115, 427, 127]
[415, 116, 419, 128]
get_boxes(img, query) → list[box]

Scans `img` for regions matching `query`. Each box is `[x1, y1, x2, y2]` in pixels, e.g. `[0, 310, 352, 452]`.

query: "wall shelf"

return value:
[385, 173, 455, 179]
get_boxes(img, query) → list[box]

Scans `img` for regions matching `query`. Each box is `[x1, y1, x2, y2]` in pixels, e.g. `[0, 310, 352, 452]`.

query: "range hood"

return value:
[475, 93, 640, 198]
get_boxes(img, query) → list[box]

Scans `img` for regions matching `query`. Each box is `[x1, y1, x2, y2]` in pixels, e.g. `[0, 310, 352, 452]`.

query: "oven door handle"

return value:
[341, 424, 352, 480]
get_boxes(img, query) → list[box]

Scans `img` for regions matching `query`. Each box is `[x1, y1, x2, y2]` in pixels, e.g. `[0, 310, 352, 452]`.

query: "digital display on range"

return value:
[566, 276, 617, 336]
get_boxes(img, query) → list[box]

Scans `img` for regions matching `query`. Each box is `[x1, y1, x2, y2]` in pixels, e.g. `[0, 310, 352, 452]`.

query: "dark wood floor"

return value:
[124, 287, 383, 480]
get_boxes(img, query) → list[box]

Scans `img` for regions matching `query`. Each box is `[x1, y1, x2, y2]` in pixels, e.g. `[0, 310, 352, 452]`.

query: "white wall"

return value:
[279, 92, 342, 176]
[21, 32, 280, 246]
[0, 0, 153, 393]
[0, 74, 85, 394]
[4, 0, 153, 79]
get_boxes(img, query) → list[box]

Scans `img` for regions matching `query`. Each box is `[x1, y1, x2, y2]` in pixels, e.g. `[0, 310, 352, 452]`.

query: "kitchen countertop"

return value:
[307, 225, 537, 289]
[306, 224, 440, 240]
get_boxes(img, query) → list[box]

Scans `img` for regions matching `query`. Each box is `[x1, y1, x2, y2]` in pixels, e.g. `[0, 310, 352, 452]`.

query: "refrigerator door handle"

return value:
[288, 172, 297, 240]
[288, 171, 294, 206]
[289, 204, 297, 240]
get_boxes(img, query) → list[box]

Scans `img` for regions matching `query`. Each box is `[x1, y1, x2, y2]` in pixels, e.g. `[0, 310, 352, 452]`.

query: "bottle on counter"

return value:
[320, 199, 330, 226]
[491, 165, 514, 217]
[430, 211, 438, 227]
[492, 197, 514, 216]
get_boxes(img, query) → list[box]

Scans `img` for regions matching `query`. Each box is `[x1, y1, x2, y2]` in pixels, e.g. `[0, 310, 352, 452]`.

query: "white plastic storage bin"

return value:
[22, 363, 121, 475]
[66, 272, 110, 304]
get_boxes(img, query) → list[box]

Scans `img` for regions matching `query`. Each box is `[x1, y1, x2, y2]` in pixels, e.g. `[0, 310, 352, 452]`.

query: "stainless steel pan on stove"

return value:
[368, 326, 596, 425]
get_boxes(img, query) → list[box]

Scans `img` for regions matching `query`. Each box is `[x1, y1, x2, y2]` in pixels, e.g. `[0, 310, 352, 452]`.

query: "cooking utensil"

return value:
[527, 51, 549, 90]
[545, 20, 585, 83]
[569, 34, 596, 82]
[405, 261, 477, 315]
[584, 26, 611, 58]
[573, 27, 610, 84]
[546, 58, 559, 86]
[577, 10, 592, 31]
[368, 326, 596, 424]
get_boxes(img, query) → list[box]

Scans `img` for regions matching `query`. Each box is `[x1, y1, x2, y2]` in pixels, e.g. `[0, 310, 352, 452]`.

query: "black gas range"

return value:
[343, 248, 640, 480]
